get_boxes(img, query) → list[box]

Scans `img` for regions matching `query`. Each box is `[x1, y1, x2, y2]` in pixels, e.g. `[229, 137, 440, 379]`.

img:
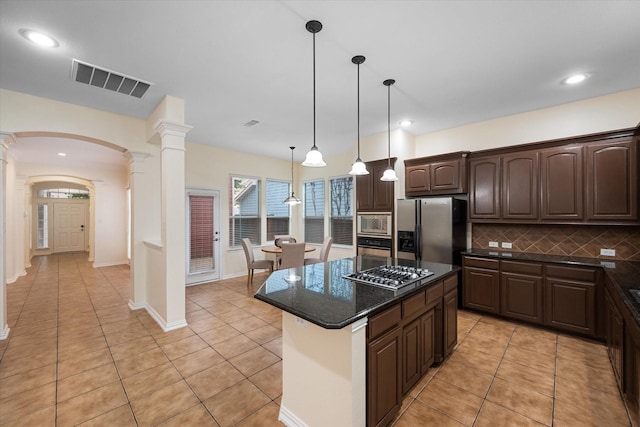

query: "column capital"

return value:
[124, 151, 150, 163]
[0, 132, 17, 161]
[153, 120, 193, 139]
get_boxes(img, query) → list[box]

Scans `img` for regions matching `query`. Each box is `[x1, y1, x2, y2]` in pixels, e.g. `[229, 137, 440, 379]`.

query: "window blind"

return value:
[330, 177, 353, 246]
[304, 180, 325, 244]
[229, 176, 261, 246]
[266, 179, 290, 241]
[189, 195, 215, 273]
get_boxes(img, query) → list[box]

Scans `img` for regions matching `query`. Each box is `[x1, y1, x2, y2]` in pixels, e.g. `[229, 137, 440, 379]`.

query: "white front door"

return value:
[186, 189, 221, 285]
[53, 202, 86, 253]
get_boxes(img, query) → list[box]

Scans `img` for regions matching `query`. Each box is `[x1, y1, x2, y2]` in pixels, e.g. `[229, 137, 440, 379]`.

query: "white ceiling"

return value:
[1, 0, 639, 163]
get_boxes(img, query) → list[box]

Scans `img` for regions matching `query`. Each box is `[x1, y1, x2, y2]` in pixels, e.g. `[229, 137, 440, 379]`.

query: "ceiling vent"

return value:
[243, 120, 260, 127]
[71, 59, 153, 99]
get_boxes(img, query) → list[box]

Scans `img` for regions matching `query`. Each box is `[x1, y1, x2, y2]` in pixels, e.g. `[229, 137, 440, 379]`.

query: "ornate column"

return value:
[0, 132, 16, 340]
[154, 119, 191, 329]
[13, 176, 27, 279]
[124, 151, 149, 310]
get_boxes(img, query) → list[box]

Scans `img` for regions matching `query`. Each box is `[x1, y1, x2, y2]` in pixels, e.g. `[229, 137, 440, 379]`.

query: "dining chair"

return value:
[304, 236, 333, 265]
[279, 242, 306, 269]
[274, 234, 296, 247]
[241, 238, 274, 286]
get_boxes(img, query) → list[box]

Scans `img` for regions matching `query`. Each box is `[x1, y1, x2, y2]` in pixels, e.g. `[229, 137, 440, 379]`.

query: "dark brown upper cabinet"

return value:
[540, 145, 584, 220]
[586, 138, 638, 221]
[469, 156, 501, 220]
[467, 126, 639, 225]
[404, 152, 468, 197]
[356, 158, 396, 212]
[502, 151, 538, 220]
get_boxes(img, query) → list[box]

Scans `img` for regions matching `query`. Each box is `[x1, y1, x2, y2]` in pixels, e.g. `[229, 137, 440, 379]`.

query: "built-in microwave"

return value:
[357, 213, 392, 238]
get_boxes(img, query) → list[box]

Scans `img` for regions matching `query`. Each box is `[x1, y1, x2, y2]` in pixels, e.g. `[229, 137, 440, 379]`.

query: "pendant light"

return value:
[380, 79, 399, 182]
[348, 55, 369, 175]
[284, 146, 302, 205]
[302, 20, 326, 167]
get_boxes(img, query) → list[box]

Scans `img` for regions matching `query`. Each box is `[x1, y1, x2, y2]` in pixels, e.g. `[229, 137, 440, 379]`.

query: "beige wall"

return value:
[413, 88, 640, 157]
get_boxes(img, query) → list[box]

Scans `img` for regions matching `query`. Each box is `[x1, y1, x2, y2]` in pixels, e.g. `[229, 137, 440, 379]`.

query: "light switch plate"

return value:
[501, 242, 513, 249]
[488, 241, 499, 248]
[600, 248, 616, 257]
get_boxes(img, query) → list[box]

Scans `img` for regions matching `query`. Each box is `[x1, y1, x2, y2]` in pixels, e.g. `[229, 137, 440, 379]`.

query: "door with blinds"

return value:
[186, 190, 221, 285]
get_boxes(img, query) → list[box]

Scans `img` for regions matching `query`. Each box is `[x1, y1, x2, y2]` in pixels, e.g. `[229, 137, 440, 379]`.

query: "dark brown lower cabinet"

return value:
[625, 319, 640, 425]
[368, 272, 458, 427]
[605, 289, 624, 386]
[500, 261, 544, 324]
[545, 265, 602, 337]
[463, 257, 500, 314]
[367, 326, 402, 427]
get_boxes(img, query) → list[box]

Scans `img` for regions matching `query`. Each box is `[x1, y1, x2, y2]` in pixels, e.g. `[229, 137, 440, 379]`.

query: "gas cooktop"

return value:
[343, 265, 434, 290]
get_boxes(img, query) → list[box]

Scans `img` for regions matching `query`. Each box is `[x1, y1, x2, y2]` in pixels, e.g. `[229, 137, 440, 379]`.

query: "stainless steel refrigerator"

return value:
[397, 197, 467, 265]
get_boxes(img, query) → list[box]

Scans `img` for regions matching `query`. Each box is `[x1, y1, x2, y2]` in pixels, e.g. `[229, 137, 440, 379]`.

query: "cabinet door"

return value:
[469, 157, 500, 219]
[586, 139, 638, 221]
[368, 326, 402, 427]
[463, 267, 500, 314]
[545, 278, 597, 337]
[605, 290, 624, 387]
[430, 160, 460, 192]
[420, 308, 435, 375]
[405, 164, 429, 195]
[502, 151, 538, 220]
[540, 146, 584, 220]
[372, 163, 395, 212]
[500, 272, 544, 324]
[443, 290, 457, 358]
[356, 173, 374, 211]
[402, 317, 421, 394]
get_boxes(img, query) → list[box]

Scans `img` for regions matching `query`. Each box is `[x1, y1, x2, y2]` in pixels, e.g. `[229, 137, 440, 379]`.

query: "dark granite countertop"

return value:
[462, 248, 640, 326]
[254, 256, 459, 329]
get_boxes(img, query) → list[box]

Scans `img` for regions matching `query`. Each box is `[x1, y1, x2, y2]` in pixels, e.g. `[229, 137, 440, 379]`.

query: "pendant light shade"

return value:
[284, 146, 302, 205]
[349, 55, 369, 176]
[302, 20, 327, 167]
[380, 78, 398, 182]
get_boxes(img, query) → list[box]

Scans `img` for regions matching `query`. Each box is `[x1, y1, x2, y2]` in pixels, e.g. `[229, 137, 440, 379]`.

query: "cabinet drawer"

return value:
[402, 291, 426, 319]
[545, 265, 597, 283]
[464, 257, 499, 270]
[443, 274, 458, 294]
[369, 304, 401, 340]
[501, 260, 543, 276]
[426, 282, 444, 305]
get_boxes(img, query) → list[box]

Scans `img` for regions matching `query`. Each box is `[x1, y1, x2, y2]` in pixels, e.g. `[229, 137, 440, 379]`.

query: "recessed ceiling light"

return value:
[563, 73, 588, 85]
[57, 152, 66, 157]
[399, 120, 413, 127]
[19, 29, 59, 48]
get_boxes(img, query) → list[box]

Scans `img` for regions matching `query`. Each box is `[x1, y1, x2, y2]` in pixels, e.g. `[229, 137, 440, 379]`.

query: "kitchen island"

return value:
[254, 256, 460, 427]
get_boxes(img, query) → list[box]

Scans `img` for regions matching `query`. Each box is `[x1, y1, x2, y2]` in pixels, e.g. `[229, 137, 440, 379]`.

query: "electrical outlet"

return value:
[600, 248, 616, 257]
[488, 241, 499, 248]
[501, 242, 512, 249]
[294, 317, 307, 328]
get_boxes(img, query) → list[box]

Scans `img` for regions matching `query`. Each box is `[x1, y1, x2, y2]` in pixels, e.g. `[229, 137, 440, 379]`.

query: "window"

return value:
[229, 176, 261, 246]
[37, 188, 90, 199]
[266, 180, 290, 241]
[37, 203, 49, 249]
[330, 176, 354, 246]
[304, 180, 325, 244]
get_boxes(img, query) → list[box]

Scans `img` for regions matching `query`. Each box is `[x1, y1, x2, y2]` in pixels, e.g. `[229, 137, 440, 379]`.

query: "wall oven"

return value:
[357, 236, 392, 258]
[357, 213, 392, 238]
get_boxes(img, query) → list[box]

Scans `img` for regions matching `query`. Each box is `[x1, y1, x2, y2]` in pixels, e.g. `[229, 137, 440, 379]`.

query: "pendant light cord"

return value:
[387, 82, 391, 168]
[312, 31, 317, 150]
[357, 61, 361, 158]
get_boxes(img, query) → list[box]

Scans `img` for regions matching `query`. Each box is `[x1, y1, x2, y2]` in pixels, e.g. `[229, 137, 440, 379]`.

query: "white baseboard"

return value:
[128, 300, 146, 311]
[0, 324, 10, 340]
[279, 405, 309, 427]
[5, 270, 25, 284]
[142, 302, 188, 332]
[93, 260, 129, 268]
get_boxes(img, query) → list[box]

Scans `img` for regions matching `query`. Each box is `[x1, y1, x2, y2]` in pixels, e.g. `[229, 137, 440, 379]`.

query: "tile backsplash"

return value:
[471, 224, 640, 261]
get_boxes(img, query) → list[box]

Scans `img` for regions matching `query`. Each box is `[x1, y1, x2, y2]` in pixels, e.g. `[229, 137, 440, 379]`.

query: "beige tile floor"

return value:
[0, 253, 633, 426]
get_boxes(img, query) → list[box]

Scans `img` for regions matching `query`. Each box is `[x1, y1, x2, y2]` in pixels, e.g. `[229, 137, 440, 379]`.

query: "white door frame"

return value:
[185, 189, 221, 285]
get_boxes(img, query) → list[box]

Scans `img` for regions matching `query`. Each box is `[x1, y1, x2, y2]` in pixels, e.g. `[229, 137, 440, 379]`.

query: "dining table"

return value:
[260, 244, 316, 254]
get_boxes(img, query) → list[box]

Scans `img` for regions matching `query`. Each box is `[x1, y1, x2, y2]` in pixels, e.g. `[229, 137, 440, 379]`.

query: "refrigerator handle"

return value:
[415, 223, 421, 260]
